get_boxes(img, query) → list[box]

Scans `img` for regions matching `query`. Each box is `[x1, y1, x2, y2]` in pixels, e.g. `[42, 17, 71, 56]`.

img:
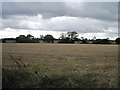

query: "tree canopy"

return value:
[44, 34, 54, 43]
[115, 38, 120, 44]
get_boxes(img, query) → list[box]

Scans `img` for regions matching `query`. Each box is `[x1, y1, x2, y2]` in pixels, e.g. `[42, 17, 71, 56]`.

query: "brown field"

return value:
[2, 43, 119, 88]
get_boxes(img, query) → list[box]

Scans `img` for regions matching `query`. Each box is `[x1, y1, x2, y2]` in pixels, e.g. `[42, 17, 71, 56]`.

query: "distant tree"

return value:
[81, 37, 84, 40]
[16, 35, 26, 43]
[82, 38, 89, 44]
[44, 34, 54, 43]
[93, 36, 96, 41]
[18, 35, 26, 38]
[0, 39, 1, 43]
[27, 34, 34, 40]
[85, 38, 88, 41]
[40, 35, 44, 40]
[59, 33, 66, 39]
[2, 39, 6, 43]
[115, 38, 120, 44]
[16, 35, 39, 43]
[106, 38, 109, 40]
[58, 31, 79, 43]
[93, 39, 111, 44]
[67, 31, 78, 40]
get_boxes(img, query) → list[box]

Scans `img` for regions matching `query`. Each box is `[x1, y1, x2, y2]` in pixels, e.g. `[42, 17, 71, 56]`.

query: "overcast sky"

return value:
[0, 2, 118, 40]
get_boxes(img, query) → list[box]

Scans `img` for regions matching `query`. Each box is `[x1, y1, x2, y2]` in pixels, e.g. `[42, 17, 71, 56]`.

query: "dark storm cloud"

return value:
[2, 2, 118, 21]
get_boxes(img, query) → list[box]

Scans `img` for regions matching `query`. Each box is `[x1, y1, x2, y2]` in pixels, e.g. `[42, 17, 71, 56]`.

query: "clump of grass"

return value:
[2, 54, 39, 88]
[2, 68, 39, 88]
[66, 57, 87, 69]
[3, 67, 99, 88]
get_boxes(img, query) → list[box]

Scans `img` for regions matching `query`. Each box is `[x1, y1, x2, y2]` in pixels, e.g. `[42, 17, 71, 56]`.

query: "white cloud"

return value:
[1, 27, 117, 40]
[0, 27, 64, 39]
[3, 14, 114, 33]
[2, 14, 118, 40]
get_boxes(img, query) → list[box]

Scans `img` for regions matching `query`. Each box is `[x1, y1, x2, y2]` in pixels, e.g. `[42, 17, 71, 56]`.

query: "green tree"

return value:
[44, 34, 54, 43]
[40, 35, 44, 40]
[115, 38, 120, 44]
[67, 31, 78, 40]
[16, 35, 39, 43]
[27, 34, 34, 39]
[59, 33, 66, 39]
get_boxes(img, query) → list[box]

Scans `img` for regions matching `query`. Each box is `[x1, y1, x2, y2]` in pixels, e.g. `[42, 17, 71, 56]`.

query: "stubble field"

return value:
[2, 43, 119, 88]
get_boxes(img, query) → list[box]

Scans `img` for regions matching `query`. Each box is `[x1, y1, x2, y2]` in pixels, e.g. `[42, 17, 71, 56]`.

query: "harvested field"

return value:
[2, 43, 119, 88]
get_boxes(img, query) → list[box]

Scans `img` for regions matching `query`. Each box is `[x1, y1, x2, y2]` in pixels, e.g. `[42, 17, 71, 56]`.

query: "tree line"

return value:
[1, 31, 120, 44]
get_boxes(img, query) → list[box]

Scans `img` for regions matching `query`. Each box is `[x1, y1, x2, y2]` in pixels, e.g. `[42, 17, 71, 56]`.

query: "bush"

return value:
[16, 38, 39, 43]
[81, 40, 89, 44]
[58, 39, 75, 44]
[92, 39, 111, 44]
[115, 38, 120, 44]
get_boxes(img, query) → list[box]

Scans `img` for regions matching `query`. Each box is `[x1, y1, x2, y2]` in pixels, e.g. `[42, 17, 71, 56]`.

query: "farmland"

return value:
[2, 43, 118, 88]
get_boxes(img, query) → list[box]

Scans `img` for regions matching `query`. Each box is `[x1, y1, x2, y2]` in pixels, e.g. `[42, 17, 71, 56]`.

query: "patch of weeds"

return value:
[27, 66, 49, 70]
[2, 68, 38, 88]
[27, 66, 73, 71]
[38, 75, 69, 88]
[3, 68, 112, 88]
[96, 77, 110, 88]
[74, 76, 97, 88]
[37, 75, 97, 88]
[66, 57, 87, 69]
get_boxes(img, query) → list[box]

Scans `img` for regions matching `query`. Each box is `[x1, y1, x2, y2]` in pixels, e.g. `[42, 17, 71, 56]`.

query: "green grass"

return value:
[25, 57, 87, 73]
[27, 66, 73, 71]
[67, 58, 87, 68]
[5, 40, 16, 43]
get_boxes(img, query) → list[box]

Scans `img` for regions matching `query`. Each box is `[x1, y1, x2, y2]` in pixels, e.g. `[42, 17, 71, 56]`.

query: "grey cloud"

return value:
[65, 2, 118, 22]
[2, 2, 67, 18]
[2, 2, 118, 22]
[2, 15, 117, 34]
[1, 2, 118, 39]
